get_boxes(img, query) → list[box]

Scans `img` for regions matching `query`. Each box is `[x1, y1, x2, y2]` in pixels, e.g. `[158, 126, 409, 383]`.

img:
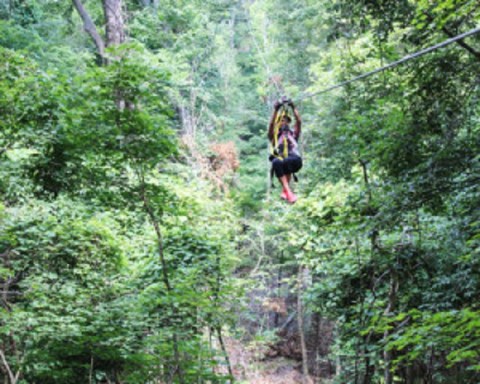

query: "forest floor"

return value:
[226, 338, 315, 384]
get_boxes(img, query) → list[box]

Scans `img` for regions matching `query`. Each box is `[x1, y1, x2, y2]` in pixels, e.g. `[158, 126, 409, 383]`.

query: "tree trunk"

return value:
[72, 0, 126, 59]
[216, 327, 233, 383]
[363, 347, 373, 384]
[312, 313, 321, 378]
[383, 271, 399, 384]
[103, 0, 125, 47]
[274, 262, 282, 327]
[297, 265, 311, 384]
[89, 355, 94, 384]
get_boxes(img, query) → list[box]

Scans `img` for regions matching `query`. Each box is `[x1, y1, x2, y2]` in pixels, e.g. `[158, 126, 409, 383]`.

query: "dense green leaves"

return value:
[0, 3, 238, 382]
[1, 0, 479, 383]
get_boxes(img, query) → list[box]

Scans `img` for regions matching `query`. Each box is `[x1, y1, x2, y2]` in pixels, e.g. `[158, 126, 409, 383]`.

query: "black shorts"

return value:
[272, 155, 303, 178]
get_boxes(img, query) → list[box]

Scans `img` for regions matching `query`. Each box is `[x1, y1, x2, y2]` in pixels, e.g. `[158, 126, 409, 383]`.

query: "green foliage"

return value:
[0, 199, 129, 383]
[1, 7, 238, 382]
[1, 0, 479, 383]
[383, 308, 480, 370]
[232, 0, 480, 382]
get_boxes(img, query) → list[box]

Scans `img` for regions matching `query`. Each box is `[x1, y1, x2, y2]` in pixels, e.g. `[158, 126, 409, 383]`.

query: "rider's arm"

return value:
[292, 103, 302, 139]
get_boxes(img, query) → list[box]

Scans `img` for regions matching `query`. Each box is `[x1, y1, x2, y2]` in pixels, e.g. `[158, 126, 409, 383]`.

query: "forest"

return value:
[0, 0, 479, 383]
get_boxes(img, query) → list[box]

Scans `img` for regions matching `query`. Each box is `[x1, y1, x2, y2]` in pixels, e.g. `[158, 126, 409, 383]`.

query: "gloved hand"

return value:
[287, 99, 295, 108]
[274, 101, 281, 110]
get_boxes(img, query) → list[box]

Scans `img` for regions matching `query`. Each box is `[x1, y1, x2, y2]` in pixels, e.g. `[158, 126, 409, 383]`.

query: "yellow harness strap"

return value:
[271, 108, 289, 160]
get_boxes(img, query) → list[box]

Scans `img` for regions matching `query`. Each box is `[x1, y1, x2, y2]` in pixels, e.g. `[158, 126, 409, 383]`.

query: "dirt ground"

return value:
[226, 338, 316, 384]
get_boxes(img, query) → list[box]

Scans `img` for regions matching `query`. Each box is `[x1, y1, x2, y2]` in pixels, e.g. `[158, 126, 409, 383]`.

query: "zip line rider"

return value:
[268, 98, 302, 204]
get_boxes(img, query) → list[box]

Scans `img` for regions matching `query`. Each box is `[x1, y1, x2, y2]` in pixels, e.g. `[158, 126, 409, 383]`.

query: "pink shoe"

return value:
[287, 191, 298, 204]
[280, 189, 288, 200]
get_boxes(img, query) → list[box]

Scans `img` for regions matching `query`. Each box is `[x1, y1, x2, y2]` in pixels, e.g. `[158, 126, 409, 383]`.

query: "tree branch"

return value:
[441, 25, 480, 61]
[422, 11, 480, 61]
[136, 168, 185, 384]
[0, 349, 16, 384]
[72, 0, 105, 58]
[138, 170, 171, 292]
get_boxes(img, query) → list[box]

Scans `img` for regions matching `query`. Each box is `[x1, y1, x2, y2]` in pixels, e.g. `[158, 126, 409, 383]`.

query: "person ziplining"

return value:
[268, 97, 303, 204]
[261, 26, 480, 205]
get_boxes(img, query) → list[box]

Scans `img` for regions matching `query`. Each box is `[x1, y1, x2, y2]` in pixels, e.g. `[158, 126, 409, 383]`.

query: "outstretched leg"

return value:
[278, 175, 297, 204]
[272, 158, 298, 204]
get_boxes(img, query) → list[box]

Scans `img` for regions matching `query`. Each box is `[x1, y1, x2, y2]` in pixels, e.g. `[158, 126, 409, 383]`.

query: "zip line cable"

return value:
[296, 25, 480, 102]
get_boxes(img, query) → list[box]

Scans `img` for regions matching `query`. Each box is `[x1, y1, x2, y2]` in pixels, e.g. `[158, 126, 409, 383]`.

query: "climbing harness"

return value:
[269, 97, 300, 188]
[270, 107, 290, 160]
